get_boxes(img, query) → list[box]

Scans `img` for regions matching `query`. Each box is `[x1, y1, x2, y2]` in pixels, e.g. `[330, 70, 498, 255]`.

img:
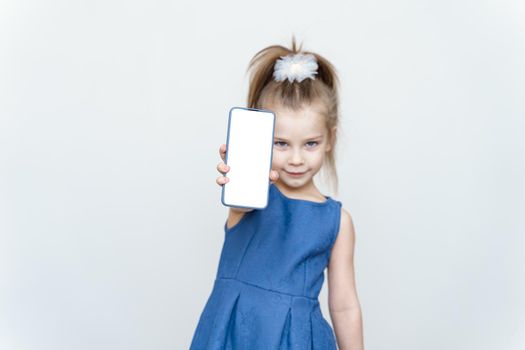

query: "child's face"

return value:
[264, 101, 333, 190]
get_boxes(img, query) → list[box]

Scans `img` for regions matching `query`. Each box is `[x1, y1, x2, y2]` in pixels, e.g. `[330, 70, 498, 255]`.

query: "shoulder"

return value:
[332, 204, 354, 241]
[337, 206, 353, 233]
[327, 206, 361, 312]
[329, 207, 356, 264]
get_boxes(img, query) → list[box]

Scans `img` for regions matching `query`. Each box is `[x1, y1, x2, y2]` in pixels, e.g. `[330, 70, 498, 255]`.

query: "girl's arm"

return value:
[327, 208, 364, 350]
[217, 142, 278, 231]
[226, 207, 253, 229]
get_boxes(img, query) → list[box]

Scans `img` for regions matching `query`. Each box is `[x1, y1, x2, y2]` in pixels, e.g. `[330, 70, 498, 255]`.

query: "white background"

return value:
[1, 0, 524, 349]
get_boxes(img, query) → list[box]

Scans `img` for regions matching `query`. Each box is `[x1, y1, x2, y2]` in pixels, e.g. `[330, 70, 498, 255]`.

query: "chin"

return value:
[282, 176, 312, 187]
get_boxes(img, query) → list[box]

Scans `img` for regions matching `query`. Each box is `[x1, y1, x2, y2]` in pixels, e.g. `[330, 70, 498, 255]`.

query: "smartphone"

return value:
[221, 106, 276, 209]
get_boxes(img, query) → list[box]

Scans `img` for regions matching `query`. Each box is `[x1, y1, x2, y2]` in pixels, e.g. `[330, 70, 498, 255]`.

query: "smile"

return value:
[286, 171, 306, 177]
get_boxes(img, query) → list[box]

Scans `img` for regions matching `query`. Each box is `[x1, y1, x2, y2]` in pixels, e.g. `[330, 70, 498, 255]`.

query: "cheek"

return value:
[308, 151, 325, 166]
[271, 153, 285, 167]
[271, 157, 282, 167]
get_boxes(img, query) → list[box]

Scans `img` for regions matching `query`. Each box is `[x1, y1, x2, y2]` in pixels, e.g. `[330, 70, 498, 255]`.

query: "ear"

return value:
[326, 126, 337, 152]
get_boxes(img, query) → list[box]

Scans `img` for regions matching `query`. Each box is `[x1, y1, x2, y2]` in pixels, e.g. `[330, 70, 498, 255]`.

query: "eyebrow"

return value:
[274, 135, 323, 141]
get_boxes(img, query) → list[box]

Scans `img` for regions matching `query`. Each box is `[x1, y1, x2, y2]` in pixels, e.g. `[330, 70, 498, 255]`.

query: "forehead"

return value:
[267, 103, 326, 139]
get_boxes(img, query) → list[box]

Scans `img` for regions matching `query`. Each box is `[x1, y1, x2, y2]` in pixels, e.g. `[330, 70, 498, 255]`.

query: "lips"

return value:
[286, 171, 306, 176]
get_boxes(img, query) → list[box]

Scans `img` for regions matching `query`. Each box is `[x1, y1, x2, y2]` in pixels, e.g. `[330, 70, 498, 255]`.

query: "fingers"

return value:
[217, 144, 229, 187]
[217, 167, 278, 186]
[269, 170, 279, 183]
[217, 161, 230, 175]
[219, 144, 227, 161]
[216, 160, 230, 187]
[216, 175, 229, 186]
[218, 144, 278, 187]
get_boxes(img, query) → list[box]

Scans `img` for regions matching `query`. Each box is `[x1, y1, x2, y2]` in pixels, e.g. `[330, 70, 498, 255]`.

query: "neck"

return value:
[274, 179, 322, 199]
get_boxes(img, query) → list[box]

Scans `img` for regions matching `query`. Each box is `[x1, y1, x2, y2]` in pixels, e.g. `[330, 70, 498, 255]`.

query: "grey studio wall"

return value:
[1, 0, 524, 349]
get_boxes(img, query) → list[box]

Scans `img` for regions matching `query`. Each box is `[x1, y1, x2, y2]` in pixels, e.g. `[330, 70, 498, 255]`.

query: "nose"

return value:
[288, 148, 304, 166]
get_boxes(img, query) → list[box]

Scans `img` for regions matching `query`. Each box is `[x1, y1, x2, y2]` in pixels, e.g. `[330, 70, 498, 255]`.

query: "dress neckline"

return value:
[271, 183, 331, 206]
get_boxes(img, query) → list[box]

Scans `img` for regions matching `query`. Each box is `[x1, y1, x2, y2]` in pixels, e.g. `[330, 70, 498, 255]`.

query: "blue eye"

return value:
[306, 141, 318, 147]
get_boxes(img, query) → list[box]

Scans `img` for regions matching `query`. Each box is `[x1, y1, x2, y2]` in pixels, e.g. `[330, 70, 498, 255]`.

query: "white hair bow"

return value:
[273, 53, 318, 83]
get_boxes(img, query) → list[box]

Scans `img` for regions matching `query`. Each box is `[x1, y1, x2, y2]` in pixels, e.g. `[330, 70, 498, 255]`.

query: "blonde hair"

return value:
[246, 36, 341, 195]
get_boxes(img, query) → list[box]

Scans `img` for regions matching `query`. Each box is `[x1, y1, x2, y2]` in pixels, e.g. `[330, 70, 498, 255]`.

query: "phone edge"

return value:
[220, 106, 275, 210]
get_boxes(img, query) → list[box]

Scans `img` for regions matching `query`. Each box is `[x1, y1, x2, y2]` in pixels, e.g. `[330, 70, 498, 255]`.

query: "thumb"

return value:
[269, 170, 279, 183]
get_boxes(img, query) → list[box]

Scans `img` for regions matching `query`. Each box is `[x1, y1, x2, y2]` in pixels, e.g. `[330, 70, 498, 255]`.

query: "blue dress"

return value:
[190, 182, 343, 349]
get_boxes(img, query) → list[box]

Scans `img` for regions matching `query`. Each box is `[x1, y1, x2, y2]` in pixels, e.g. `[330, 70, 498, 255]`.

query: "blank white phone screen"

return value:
[221, 107, 275, 209]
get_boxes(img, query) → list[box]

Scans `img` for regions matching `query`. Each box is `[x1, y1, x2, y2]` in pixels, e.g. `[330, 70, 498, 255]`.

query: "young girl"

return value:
[190, 38, 364, 350]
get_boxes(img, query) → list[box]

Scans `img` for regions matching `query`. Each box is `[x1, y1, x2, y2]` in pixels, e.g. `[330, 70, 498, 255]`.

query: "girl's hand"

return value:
[216, 143, 279, 186]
